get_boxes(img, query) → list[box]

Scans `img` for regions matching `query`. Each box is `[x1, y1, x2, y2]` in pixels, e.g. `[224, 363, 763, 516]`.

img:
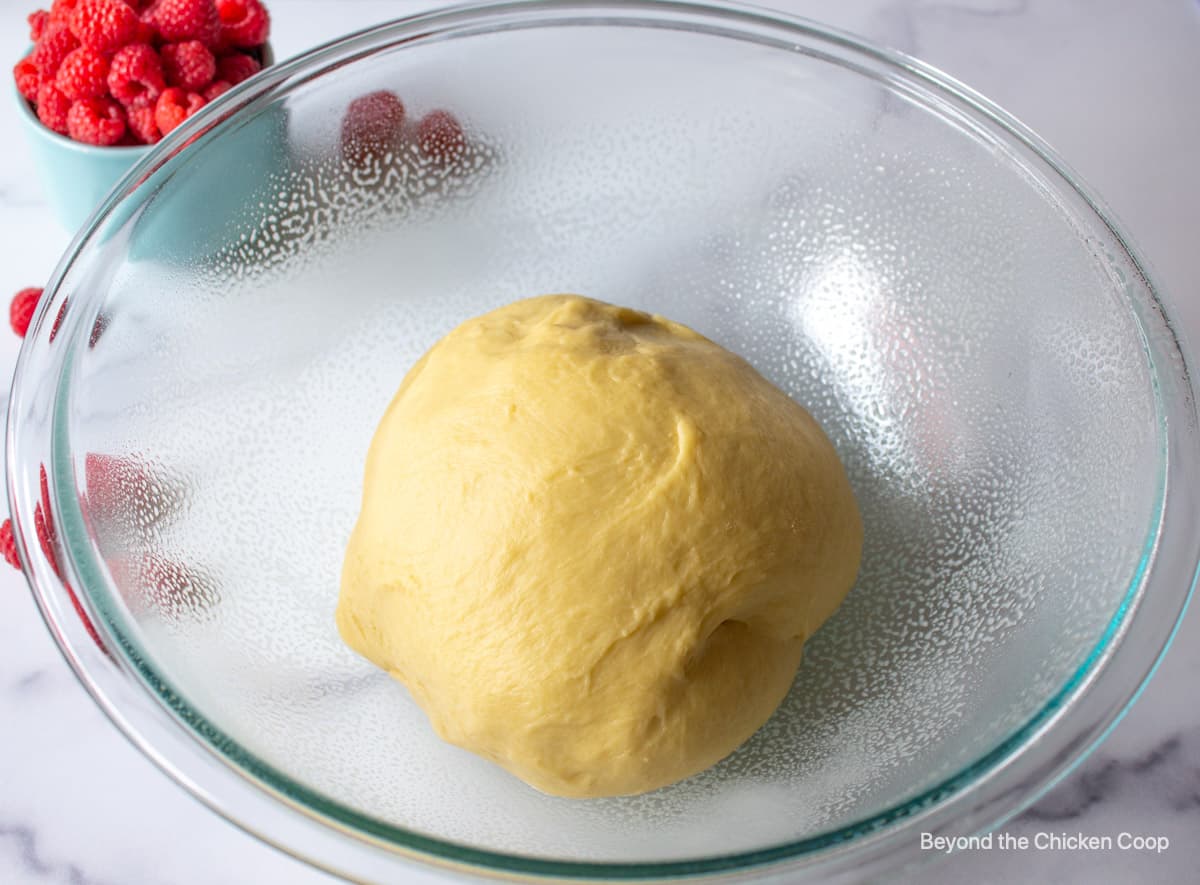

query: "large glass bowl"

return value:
[8, 2, 1198, 881]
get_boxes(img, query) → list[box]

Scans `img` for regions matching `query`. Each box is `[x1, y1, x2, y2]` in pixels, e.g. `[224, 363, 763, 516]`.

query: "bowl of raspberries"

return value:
[13, 0, 273, 229]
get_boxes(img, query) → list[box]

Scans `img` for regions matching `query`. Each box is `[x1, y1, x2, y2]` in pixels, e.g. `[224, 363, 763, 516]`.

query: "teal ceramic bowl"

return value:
[15, 45, 273, 231]
[15, 86, 148, 231]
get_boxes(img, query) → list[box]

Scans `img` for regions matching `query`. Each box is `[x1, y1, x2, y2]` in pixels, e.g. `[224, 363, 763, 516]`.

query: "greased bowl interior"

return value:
[9, 2, 1197, 882]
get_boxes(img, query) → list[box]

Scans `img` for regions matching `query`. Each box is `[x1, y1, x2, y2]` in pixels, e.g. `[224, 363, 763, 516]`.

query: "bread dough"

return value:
[337, 295, 862, 798]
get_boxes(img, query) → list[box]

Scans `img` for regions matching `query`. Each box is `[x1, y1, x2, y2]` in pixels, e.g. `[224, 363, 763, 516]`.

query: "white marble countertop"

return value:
[1, 1, 1197, 883]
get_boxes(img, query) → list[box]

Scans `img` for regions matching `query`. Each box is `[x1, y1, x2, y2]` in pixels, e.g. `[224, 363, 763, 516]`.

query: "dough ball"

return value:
[337, 294, 862, 798]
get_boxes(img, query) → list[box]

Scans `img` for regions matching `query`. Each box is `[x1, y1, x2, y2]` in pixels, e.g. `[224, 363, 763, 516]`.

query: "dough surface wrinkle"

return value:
[337, 294, 862, 797]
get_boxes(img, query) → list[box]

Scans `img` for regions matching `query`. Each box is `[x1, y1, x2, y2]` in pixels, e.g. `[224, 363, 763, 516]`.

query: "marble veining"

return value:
[0, 820, 115, 885]
[1022, 732, 1200, 822]
[1, 1, 1197, 883]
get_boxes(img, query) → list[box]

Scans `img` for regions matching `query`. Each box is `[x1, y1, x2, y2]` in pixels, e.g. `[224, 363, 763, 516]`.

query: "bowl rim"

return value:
[7, 1, 1199, 882]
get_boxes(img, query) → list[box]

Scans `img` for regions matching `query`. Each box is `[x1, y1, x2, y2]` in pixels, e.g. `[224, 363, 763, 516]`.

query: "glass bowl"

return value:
[8, 2, 1198, 881]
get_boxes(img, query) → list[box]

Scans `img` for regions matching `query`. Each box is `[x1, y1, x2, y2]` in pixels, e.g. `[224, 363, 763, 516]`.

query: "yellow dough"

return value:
[337, 295, 862, 798]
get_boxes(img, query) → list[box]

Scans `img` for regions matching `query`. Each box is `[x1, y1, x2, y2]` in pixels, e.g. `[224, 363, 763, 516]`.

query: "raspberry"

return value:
[10, 287, 44, 337]
[214, 0, 268, 49]
[36, 81, 71, 134]
[86, 453, 184, 532]
[49, 0, 80, 28]
[37, 459, 107, 649]
[31, 23, 79, 79]
[340, 90, 405, 166]
[126, 102, 160, 143]
[85, 453, 129, 522]
[28, 9, 50, 41]
[215, 50, 258, 85]
[13, 56, 41, 103]
[0, 519, 18, 570]
[146, 0, 220, 46]
[90, 312, 110, 347]
[69, 0, 140, 53]
[67, 97, 127, 145]
[161, 40, 215, 91]
[149, 557, 217, 619]
[49, 298, 68, 343]
[55, 46, 110, 101]
[202, 79, 230, 100]
[416, 110, 466, 165]
[107, 43, 165, 108]
[155, 86, 205, 134]
[35, 499, 57, 575]
[40, 463, 53, 525]
[67, 578, 107, 649]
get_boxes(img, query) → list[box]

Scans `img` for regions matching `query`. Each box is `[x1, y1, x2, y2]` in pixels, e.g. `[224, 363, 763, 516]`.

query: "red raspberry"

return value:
[55, 46, 110, 101]
[215, 50, 258, 85]
[202, 79, 230, 100]
[161, 40, 215, 91]
[140, 554, 215, 617]
[69, 0, 140, 53]
[90, 312, 110, 347]
[49, 298, 68, 342]
[31, 23, 79, 79]
[36, 81, 72, 134]
[214, 0, 268, 49]
[13, 56, 41, 103]
[36, 463, 56, 569]
[146, 0, 220, 46]
[155, 86, 206, 134]
[340, 90, 405, 166]
[28, 9, 50, 41]
[126, 102, 161, 143]
[0, 519, 18, 570]
[49, 0, 80, 28]
[66, 579, 106, 649]
[416, 110, 466, 165]
[85, 454, 185, 544]
[33, 459, 104, 651]
[85, 453, 130, 522]
[10, 287, 44, 337]
[107, 43, 165, 108]
[34, 502, 54, 571]
[67, 97, 127, 145]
